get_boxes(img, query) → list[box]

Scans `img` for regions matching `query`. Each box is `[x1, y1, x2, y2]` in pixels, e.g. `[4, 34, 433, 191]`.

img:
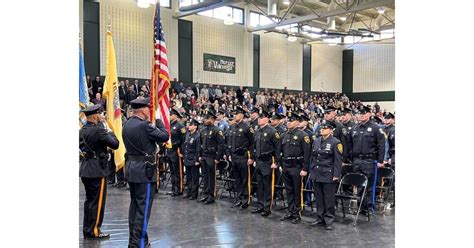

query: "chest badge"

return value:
[173, 127, 176, 130]
[209, 131, 213, 135]
[293, 136, 298, 140]
[239, 128, 243, 132]
[190, 138, 194, 143]
[264, 133, 267, 137]
[325, 144, 331, 150]
[367, 127, 372, 132]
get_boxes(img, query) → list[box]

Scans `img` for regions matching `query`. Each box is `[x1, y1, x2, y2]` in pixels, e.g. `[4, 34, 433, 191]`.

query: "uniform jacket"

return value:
[122, 117, 169, 183]
[79, 122, 119, 178]
[309, 135, 343, 183]
[351, 120, 386, 162]
[183, 130, 201, 166]
[228, 120, 255, 159]
[253, 124, 281, 162]
[280, 128, 311, 171]
[198, 124, 225, 161]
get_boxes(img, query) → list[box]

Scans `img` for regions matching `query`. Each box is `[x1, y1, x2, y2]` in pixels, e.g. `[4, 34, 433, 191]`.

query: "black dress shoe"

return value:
[182, 194, 190, 199]
[199, 197, 209, 202]
[116, 181, 127, 188]
[310, 220, 325, 227]
[205, 199, 215, 204]
[261, 211, 271, 217]
[233, 201, 242, 207]
[171, 192, 179, 197]
[291, 216, 301, 224]
[85, 232, 110, 240]
[280, 213, 293, 221]
[325, 224, 334, 230]
[239, 203, 249, 209]
[251, 208, 264, 214]
[189, 196, 197, 200]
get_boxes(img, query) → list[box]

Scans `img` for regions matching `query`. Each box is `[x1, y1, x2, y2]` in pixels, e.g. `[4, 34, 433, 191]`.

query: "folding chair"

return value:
[335, 173, 370, 226]
[375, 167, 395, 213]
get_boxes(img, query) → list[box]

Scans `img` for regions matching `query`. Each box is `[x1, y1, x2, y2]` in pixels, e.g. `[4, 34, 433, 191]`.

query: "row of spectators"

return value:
[86, 75, 388, 123]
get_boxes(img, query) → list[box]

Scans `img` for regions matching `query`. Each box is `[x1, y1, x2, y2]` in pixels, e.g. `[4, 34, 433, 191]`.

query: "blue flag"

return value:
[79, 44, 89, 127]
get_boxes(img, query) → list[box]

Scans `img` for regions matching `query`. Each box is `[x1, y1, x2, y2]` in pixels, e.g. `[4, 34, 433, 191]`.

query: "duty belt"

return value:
[127, 155, 147, 162]
[356, 154, 376, 159]
[256, 153, 272, 161]
[284, 156, 303, 160]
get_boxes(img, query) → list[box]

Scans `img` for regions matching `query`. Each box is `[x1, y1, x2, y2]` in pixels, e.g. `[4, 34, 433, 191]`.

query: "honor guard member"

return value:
[80, 105, 119, 240]
[251, 109, 281, 217]
[270, 113, 287, 134]
[249, 107, 259, 131]
[309, 121, 343, 230]
[168, 108, 187, 196]
[122, 98, 169, 248]
[198, 109, 225, 204]
[383, 113, 395, 168]
[229, 106, 255, 209]
[351, 105, 386, 210]
[279, 112, 311, 224]
[340, 108, 355, 162]
[183, 119, 201, 200]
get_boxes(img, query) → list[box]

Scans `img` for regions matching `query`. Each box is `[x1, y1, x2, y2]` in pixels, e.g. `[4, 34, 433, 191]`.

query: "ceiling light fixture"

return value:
[224, 13, 234, 25]
[137, 0, 150, 8]
[378, 7, 385, 14]
[282, 0, 290, 6]
[287, 36, 297, 42]
[340, 16, 347, 22]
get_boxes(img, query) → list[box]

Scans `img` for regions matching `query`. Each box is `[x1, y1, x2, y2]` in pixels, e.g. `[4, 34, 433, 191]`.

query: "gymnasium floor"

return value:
[79, 182, 395, 247]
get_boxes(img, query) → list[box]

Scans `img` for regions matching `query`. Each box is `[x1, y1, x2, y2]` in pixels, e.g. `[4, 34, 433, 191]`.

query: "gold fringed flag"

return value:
[102, 30, 126, 171]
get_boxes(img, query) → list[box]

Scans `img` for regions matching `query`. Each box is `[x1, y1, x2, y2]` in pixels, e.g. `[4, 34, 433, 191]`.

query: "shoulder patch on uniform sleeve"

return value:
[275, 132, 280, 139]
[249, 127, 255, 133]
[304, 136, 310, 144]
[181, 127, 187, 134]
[337, 143, 343, 154]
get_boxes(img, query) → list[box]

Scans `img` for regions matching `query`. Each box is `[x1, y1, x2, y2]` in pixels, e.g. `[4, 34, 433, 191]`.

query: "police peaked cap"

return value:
[82, 104, 101, 116]
[130, 97, 150, 109]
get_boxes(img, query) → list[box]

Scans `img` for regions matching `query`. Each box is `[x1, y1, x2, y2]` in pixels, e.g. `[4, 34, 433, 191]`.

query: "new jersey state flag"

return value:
[102, 30, 126, 171]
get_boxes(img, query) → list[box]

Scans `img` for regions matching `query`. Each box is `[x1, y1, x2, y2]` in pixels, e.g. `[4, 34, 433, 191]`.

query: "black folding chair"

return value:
[375, 167, 395, 213]
[335, 173, 370, 226]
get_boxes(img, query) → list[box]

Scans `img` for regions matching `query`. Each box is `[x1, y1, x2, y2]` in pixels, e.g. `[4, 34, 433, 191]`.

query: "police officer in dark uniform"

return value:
[309, 120, 343, 230]
[229, 106, 255, 209]
[297, 110, 314, 206]
[198, 109, 225, 204]
[383, 113, 395, 168]
[80, 105, 119, 240]
[315, 106, 348, 161]
[167, 108, 186, 196]
[270, 113, 287, 134]
[340, 108, 355, 164]
[182, 119, 201, 200]
[351, 105, 386, 210]
[122, 98, 169, 248]
[279, 112, 311, 224]
[249, 107, 259, 131]
[251, 109, 281, 217]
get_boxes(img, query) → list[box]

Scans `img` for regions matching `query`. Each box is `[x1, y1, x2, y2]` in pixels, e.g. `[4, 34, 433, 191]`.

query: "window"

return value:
[196, 6, 244, 25]
[179, 0, 200, 8]
[160, 0, 171, 8]
[249, 11, 280, 27]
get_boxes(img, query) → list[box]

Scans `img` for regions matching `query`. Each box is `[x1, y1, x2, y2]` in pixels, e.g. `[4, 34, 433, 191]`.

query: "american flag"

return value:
[150, 3, 171, 138]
